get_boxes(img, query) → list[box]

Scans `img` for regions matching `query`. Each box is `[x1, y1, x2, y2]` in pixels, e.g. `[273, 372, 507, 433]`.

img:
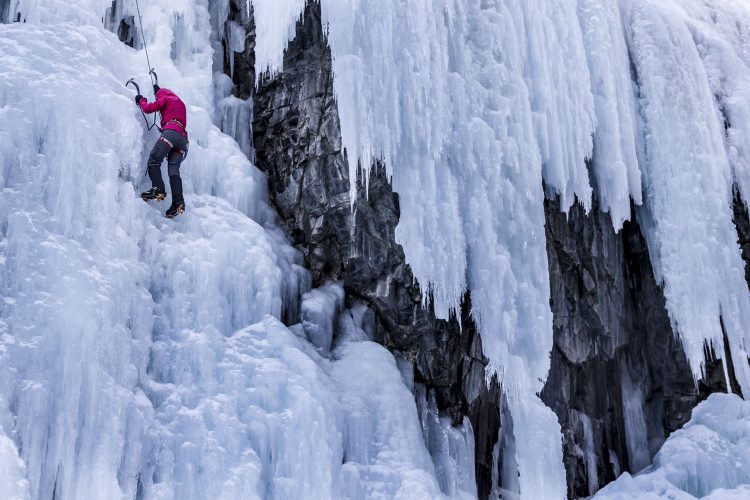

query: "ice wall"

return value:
[4, 0, 750, 497]
[622, 0, 750, 391]
[677, 0, 750, 204]
[318, 2, 571, 495]
[0, 1, 476, 498]
[251, 0, 750, 496]
[577, 0, 644, 229]
[0, 429, 30, 500]
[0, 3, 300, 496]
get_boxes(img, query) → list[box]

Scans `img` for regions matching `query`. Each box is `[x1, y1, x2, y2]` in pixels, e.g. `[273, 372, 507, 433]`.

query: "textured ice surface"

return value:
[580, 412, 600, 495]
[416, 387, 477, 498]
[251, 0, 306, 75]
[5, 0, 750, 498]
[252, 1, 750, 495]
[623, 0, 750, 392]
[0, 2, 474, 499]
[621, 368, 651, 473]
[676, 0, 750, 203]
[334, 342, 449, 500]
[301, 282, 345, 353]
[330, 301, 476, 500]
[594, 394, 750, 499]
[577, 0, 644, 229]
[0, 428, 30, 500]
[0, 14, 298, 498]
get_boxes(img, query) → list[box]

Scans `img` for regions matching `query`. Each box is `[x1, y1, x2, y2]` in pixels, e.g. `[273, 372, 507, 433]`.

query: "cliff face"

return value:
[220, 1, 740, 497]
[734, 189, 750, 289]
[540, 198, 697, 497]
[541, 195, 746, 498]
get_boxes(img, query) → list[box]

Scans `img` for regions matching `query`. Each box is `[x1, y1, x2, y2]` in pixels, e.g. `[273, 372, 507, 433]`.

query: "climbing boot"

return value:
[141, 187, 166, 202]
[165, 200, 185, 219]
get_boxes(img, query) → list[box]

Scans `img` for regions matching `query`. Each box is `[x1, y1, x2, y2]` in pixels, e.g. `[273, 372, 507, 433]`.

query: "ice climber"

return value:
[135, 84, 189, 218]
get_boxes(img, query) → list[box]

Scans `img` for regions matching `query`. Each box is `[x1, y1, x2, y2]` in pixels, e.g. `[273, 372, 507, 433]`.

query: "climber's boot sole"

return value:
[142, 193, 167, 202]
[165, 204, 185, 219]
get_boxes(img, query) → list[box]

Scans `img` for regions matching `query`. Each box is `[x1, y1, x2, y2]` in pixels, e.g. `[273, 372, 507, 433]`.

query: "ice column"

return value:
[316, 0, 567, 497]
[576, 0, 643, 228]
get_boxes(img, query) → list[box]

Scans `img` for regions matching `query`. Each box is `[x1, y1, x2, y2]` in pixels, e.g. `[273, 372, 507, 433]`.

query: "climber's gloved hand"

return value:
[153, 84, 160, 94]
[135, 94, 144, 106]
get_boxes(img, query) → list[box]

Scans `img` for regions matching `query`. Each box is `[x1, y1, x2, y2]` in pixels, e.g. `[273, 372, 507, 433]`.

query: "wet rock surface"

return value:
[540, 198, 700, 497]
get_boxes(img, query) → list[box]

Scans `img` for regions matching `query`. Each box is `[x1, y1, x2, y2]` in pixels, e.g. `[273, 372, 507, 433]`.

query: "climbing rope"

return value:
[128, 0, 160, 131]
[134, 0, 155, 87]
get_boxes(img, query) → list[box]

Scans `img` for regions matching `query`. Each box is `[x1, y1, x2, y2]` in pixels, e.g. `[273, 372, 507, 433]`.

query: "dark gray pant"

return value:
[147, 129, 189, 204]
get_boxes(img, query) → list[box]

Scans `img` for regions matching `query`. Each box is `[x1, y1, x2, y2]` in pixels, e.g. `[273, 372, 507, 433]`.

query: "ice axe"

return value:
[125, 77, 141, 95]
[125, 77, 160, 132]
[149, 68, 159, 89]
[125, 77, 161, 180]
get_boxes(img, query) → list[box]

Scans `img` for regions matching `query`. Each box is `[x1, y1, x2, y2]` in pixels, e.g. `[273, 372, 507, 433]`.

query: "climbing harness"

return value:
[124, 0, 161, 131]
[163, 117, 186, 132]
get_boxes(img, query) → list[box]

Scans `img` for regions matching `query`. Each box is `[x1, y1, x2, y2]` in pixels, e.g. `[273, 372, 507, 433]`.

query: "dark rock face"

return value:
[248, 2, 501, 497]
[219, 0, 255, 100]
[0, 0, 11, 23]
[733, 187, 750, 289]
[104, 1, 136, 47]
[1, 0, 23, 23]
[252, 3, 349, 284]
[540, 198, 700, 497]
[540, 198, 744, 497]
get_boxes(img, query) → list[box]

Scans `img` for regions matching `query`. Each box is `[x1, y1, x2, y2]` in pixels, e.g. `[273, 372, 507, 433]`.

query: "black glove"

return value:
[135, 94, 144, 105]
[153, 84, 160, 94]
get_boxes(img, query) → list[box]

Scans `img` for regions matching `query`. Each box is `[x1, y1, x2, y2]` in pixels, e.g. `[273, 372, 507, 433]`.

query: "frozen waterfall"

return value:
[253, 0, 750, 495]
[2, 0, 750, 498]
[0, 1, 474, 499]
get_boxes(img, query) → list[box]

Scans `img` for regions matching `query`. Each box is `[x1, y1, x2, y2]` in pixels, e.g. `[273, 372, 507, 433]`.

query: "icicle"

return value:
[622, 0, 750, 393]
[576, 0, 643, 229]
[250, 0, 306, 77]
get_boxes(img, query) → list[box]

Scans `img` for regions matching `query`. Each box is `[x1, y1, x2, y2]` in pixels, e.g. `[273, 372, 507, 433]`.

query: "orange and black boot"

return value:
[141, 187, 167, 202]
[165, 175, 185, 218]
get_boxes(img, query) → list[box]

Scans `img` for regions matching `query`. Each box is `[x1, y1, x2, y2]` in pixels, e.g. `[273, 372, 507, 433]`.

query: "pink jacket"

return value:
[138, 88, 188, 138]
